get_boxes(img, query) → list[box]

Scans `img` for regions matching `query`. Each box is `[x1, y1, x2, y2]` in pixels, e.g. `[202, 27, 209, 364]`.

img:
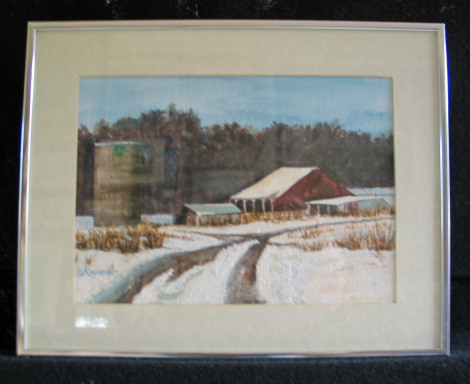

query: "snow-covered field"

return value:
[75, 214, 395, 305]
[257, 246, 394, 304]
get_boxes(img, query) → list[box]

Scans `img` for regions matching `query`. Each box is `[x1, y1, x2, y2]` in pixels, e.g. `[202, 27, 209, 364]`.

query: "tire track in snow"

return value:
[133, 241, 257, 304]
[222, 218, 393, 304]
[225, 240, 268, 304]
[93, 243, 232, 303]
[93, 217, 392, 304]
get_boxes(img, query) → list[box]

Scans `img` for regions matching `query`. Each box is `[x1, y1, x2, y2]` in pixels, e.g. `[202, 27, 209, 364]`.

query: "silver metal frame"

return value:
[17, 20, 450, 357]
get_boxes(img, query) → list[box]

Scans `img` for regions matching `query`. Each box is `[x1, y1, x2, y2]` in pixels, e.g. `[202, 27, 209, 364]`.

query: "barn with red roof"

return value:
[230, 167, 353, 213]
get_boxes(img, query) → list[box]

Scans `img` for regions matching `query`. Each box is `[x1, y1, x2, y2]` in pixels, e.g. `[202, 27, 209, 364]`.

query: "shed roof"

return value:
[308, 195, 388, 206]
[231, 167, 318, 200]
[184, 203, 241, 215]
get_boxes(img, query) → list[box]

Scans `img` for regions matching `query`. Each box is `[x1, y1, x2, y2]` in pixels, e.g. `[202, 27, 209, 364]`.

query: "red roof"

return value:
[231, 167, 353, 211]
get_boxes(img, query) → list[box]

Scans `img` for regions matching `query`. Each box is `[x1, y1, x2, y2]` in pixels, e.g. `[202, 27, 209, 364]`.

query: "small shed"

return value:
[308, 196, 391, 216]
[180, 204, 242, 226]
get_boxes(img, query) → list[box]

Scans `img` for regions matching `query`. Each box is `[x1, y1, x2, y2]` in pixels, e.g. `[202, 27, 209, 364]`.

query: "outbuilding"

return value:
[308, 195, 391, 216]
[230, 167, 353, 213]
[180, 203, 242, 226]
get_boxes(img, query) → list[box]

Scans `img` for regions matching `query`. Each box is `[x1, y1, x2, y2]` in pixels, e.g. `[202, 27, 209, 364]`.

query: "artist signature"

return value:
[76, 266, 116, 279]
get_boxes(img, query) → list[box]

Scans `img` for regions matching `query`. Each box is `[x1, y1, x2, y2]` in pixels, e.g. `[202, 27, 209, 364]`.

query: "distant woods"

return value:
[78, 104, 394, 187]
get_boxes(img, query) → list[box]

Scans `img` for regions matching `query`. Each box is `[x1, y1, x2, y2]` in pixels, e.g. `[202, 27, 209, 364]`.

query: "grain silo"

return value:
[93, 140, 165, 226]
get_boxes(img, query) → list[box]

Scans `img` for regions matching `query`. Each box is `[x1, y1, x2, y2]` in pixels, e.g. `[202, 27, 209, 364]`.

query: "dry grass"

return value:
[186, 214, 240, 227]
[337, 208, 394, 218]
[334, 231, 363, 250]
[165, 233, 191, 240]
[288, 224, 329, 251]
[241, 209, 308, 224]
[287, 226, 324, 239]
[291, 239, 328, 252]
[76, 222, 167, 254]
[335, 221, 395, 251]
[288, 220, 395, 253]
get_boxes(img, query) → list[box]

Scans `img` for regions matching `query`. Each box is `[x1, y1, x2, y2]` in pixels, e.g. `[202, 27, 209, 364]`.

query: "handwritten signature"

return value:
[76, 266, 116, 279]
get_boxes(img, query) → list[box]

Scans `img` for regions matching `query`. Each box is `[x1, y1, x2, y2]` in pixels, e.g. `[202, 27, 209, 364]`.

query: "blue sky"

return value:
[78, 76, 393, 136]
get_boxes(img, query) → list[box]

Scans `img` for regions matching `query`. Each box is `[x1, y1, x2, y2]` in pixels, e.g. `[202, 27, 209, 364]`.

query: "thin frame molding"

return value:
[17, 20, 450, 357]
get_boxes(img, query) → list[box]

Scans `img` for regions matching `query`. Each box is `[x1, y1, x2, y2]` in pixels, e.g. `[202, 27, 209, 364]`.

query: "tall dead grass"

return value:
[289, 221, 395, 253]
[337, 207, 394, 218]
[76, 222, 167, 254]
[241, 209, 308, 224]
[335, 221, 395, 251]
[287, 227, 322, 242]
[287, 224, 327, 251]
[291, 240, 328, 252]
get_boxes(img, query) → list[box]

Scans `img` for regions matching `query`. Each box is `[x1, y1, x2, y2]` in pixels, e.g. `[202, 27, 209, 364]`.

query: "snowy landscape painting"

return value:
[75, 76, 395, 305]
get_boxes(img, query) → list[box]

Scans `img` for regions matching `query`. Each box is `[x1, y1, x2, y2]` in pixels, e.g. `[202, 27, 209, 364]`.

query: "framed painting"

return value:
[18, 20, 450, 356]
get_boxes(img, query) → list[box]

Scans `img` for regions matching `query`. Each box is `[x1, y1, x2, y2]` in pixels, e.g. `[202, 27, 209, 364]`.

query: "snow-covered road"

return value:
[76, 216, 395, 305]
[133, 240, 259, 304]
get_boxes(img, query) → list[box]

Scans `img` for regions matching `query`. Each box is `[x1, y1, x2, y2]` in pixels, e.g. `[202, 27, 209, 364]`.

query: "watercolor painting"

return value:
[75, 76, 395, 304]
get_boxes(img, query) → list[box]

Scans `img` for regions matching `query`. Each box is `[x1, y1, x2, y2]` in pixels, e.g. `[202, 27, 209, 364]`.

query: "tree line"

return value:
[78, 103, 394, 188]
